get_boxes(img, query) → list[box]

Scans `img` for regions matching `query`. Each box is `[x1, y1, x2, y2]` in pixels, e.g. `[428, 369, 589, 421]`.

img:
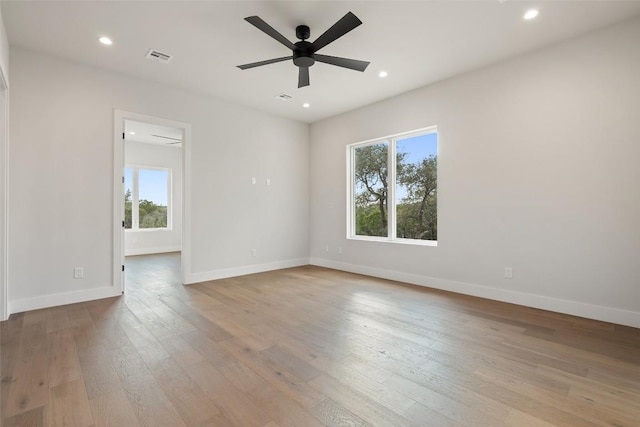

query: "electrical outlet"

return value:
[251, 177, 256, 185]
[266, 178, 271, 186]
[251, 248, 257, 257]
[325, 245, 329, 252]
[73, 267, 84, 279]
[338, 246, 342, 254]
[504, 267, 513, 279]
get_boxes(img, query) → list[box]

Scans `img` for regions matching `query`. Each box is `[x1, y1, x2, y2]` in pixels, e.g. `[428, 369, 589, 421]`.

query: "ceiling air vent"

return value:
[275, 93, 293, 101]
[146, 49, 172, 64]
[151, 134, 182, 144]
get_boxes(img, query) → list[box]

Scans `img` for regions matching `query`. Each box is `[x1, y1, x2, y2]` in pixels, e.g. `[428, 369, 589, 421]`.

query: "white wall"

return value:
[124, 141, 182, 256]
[8, 47, 309, 313]
[309, 18, 640, 327]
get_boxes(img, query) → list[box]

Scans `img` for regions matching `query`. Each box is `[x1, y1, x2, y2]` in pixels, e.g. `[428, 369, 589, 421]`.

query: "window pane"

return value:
[124, 167, 133, 229]
[138, 169, 168, 229]
[396, 133, 437, 240]
[354, 142, 388, 237]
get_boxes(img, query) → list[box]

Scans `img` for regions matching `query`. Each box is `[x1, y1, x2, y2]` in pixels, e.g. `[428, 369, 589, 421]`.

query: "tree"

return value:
[124, 189, 132, 229]
[397, 155, 437, 240]
[139, 199, 167, 228]
[353, 144, 393, 236]
[124, 190, 167, 229]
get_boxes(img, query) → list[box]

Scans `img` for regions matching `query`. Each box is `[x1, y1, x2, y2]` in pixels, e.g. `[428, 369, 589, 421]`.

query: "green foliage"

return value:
[354, 144, 389, 236]
[124, 189, 132, 229]
[355, 205, 387, 237]
[139, 199, 167, 228]
[124, 189, 167, 229]
[397, 155, 437, 240]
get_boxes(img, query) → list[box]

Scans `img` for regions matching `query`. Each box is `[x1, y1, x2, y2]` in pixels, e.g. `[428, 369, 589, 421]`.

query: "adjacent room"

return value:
[0, 1, 638, 426]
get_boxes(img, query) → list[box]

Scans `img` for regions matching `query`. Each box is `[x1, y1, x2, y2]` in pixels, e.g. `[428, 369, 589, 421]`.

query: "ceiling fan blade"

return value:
[311, 11, 362, 53]
[314, 54, 370, 72]
[298, 67, 310, 88]
[244, 16, 296, 50]
[237, 56, 293, 70]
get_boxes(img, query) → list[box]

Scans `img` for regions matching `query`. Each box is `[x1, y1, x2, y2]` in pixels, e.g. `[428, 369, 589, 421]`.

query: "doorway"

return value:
[113, 111, 191, 294]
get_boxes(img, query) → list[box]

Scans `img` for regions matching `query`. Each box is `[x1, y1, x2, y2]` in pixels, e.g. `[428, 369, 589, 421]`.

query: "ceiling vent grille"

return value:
[146, 49, 172, 63]
[275, 93, 293, 101]
[151, 134, 182, 144]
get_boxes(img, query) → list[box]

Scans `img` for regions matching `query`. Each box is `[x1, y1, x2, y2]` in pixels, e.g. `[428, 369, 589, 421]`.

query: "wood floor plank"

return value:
[246, 381, 325, 427]
[2, 405, 48, 427]
[505, 409, 562, 427]
[384, 372, 509, 425]
[311, 397, 373, 427]
[48, 379, 93, 427]
[75, 346, 121, 400]
[4, 321, 49, 418]
[108, 344, 155, 388]
[474, 365, 638, 427]
[308, 374, 417, 427]
[220, 336, 327, 409]
[184, 361, 272, 427]
[89, 389, 140, 427]
[310, 355, 414, 415]
[158, 334, 205, 369]
[47, 328, 82, 388]
[123, 379, 187, 427]
[2, 255, 639, 427]
[151, 357, 221, 426]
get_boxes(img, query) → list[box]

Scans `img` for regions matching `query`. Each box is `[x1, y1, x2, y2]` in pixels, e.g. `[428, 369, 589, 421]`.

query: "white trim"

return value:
[114, 110, 192, 293]
[352, 126, 438, 148]
[309, 257, 640, 328]
[184, 258, 309, 285]
[8, 286, 122, 315]
[0, 67, 8, 321]
[125, 246, 181, 257]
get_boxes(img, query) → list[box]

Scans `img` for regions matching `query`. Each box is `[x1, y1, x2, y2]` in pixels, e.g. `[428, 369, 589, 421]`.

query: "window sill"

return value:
[347, 235, 437, 247]
[125, 228, 173, 232]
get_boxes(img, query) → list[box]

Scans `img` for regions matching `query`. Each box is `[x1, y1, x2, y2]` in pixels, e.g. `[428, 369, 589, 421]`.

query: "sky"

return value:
[396, 132, 437, 201]
[397, 132, 437, 163]
[124, 167, 169, 206]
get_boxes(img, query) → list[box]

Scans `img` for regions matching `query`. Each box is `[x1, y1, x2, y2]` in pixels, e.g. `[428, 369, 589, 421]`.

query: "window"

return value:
[124, 166, 171, 230]
[348, 127, 437, 244]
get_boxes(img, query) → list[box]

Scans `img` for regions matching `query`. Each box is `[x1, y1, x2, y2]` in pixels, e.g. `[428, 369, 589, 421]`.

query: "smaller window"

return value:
[124, 166, 171, 230]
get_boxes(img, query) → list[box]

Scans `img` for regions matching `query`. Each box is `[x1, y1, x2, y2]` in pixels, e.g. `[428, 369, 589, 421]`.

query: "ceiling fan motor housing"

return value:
[293, 40, 314, 67]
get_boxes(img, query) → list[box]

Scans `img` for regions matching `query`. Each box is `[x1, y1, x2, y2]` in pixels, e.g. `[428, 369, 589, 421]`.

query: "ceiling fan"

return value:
[237, 11, 370, 88]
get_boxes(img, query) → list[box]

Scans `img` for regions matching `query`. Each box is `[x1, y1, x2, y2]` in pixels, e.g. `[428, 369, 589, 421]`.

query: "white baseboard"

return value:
[309, 257, 640, 329]
[8, 286, 122, 315]
[185, 258, 310, 285]
[125, 246, 181, 256]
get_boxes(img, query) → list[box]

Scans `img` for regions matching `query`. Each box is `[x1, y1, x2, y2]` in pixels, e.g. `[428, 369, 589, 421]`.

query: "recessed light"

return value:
[378, 70, 388, 78]
[302, 103, 310, 108]
[523, 9, 539, 20]
[98, 36, 113, 46]
[129, 131, 135, 135]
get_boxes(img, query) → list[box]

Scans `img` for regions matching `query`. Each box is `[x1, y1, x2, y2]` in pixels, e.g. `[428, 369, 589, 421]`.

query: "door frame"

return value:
[0, 67, 8, 320]
[113, 110, 191, 293]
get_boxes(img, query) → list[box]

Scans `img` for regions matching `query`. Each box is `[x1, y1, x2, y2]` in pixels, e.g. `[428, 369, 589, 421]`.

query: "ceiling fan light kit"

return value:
[237, 11, 370, 88]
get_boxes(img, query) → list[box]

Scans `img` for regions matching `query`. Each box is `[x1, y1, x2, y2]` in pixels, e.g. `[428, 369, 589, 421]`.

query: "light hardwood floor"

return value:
[1, 252, 639, 426]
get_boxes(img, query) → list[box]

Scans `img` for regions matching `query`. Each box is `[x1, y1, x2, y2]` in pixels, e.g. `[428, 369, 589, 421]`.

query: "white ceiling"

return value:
[124, 120, 183, 148]
[4, 1, 640, 123]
